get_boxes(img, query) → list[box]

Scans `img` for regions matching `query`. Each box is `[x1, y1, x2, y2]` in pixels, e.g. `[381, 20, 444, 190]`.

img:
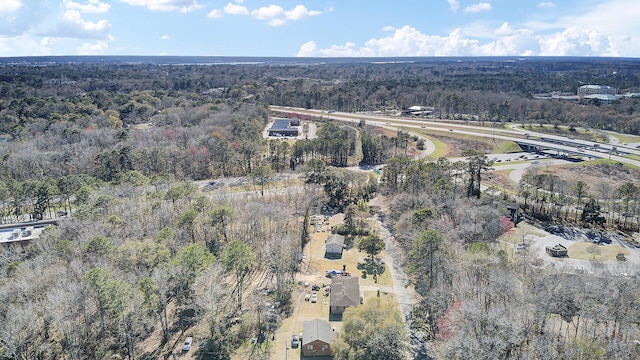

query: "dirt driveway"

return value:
[262, 213, 395, 360]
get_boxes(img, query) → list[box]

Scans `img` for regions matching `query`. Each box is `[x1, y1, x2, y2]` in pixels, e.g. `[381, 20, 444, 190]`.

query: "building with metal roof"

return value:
[583, 93, 619, 104]
[267, 119, 299, 137]
[577, 84, 617, 96]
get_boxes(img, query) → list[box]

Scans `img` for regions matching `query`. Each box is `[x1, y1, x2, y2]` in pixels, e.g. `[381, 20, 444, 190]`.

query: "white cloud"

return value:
[464, 3, 492, 13]
[298, 26, 481, 57]
[63, 0, 110, 13]
[537, 2, 555, 8]
[539, 27, 619, 56]
[296, 23, 619, 57]
[160, 34, 169, 40]
[119, 0, 203, 13]
[494, 22, 516, 37]
[297, 41, 319, 57]
[53, 9, 113, 40]
[40, 37, 57, 47]
[382, 25, 395, 32]
[0, 34, 51, 56]
[0, 0, 22, 13]
[207, 9, 222, 18]
[251, 4, 320, 26]
[447, 0, 459, 13]
[210, 3, 322, 25]
[526, 0, 638, 55]
[77, 40, 108, 55]
[223, 2, 248, 15]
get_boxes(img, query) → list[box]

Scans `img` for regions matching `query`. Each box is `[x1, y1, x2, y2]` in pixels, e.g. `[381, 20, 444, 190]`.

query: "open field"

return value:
[528, 159, 640, 190]
[426, 133, 493, 157]
[567, 242, 630, 261]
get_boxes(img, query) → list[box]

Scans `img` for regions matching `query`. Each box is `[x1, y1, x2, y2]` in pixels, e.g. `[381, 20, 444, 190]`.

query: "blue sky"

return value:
[0, 0, 638, 57]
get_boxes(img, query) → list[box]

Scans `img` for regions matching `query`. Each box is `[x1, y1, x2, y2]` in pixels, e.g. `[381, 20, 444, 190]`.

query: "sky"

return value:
[0, 0, 639, 57]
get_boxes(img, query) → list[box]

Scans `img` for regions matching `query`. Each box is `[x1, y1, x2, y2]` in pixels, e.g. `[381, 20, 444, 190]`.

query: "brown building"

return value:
[330, 276, 360, 314]
[302, 319, 337, 357]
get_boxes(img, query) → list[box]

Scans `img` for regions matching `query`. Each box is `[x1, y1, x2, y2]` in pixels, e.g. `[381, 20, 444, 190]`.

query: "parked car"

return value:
[310, 293, 318, 303]
[182, 337, 193, 352]
[326, 269, 341, 277]
[291, 335, 300, 348]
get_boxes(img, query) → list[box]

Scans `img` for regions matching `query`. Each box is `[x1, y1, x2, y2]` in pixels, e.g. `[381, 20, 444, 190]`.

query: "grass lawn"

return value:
[626, 154, 640, 162]
[425, 136, 450, 159]
[608, 132, 640, 144]
[568, 242, 629, 261]
[497, 141, 523, 153]
[522, 124, 599, 141]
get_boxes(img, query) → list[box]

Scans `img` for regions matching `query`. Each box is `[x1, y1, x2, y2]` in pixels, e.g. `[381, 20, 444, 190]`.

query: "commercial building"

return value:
[577, 85, 617, 97]
[267, 119, 299, 137]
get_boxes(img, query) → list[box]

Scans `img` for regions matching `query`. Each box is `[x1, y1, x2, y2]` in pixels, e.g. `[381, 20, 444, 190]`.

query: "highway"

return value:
[270, 106, 640, 168]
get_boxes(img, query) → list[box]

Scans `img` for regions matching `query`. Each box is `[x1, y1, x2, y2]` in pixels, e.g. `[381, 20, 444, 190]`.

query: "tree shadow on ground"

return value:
[356, 259, 385, 276]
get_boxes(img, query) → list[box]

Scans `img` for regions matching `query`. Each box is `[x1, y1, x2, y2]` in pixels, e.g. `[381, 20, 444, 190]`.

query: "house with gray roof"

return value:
[302, 319, 337, 357]
[325, 234, 345, 257]
[330, 276, 360, 315]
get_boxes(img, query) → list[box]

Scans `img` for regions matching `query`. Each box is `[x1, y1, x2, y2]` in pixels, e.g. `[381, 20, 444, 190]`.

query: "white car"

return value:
[182, 337, 193, 352]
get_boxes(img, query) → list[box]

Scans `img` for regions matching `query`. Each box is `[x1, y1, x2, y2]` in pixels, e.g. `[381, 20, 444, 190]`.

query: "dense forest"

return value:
[1, 58, 639, 359]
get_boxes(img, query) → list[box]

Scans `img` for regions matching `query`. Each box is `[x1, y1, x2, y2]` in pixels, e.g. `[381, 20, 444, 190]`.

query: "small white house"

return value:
[325, 234, 345, 256]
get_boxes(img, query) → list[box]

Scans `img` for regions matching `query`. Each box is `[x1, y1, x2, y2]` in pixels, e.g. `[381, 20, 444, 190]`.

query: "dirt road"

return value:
[370, 199, 426, 358]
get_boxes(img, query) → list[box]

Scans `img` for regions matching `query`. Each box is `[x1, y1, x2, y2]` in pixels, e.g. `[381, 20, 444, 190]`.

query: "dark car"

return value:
[593, 236, 612, 244]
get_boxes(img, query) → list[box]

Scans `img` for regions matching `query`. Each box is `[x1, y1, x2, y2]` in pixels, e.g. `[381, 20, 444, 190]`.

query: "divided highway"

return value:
[270, 106, 640, 168]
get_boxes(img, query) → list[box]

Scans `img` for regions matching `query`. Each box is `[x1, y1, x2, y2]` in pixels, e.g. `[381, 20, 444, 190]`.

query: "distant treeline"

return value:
[1, 59, 640, 135]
